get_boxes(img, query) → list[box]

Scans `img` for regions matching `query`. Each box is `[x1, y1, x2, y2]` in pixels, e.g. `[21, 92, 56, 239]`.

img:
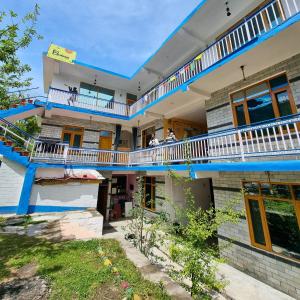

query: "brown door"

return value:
[99, 131, 112, 150]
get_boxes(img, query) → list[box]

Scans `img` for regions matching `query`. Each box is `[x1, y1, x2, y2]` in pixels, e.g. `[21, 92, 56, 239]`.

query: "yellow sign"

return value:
[47, 44, 77, 64]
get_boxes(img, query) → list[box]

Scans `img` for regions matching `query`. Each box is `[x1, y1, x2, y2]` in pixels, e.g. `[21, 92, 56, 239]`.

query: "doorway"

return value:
[97, 179, 109, 220]
[142, 126, 155, 148]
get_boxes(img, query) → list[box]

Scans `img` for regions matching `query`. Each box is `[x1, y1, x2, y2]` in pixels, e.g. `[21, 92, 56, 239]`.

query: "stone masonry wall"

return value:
[213, 171, 300, 299]
[206, 53, 300, 133]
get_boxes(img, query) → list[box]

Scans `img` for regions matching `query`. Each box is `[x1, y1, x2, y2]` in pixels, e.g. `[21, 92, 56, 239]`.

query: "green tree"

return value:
[167, 170, 243, 299]
[0, 4, 42, 109]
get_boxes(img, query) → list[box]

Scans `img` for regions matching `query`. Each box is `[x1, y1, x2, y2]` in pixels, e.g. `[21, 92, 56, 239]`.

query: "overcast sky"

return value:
[1, 0, 201, 96]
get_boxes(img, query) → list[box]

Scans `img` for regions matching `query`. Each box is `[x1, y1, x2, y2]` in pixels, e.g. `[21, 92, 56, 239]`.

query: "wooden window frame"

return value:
[143, 176, 156, 211]
[61, 125, 84, 147]
[243, 180, 300, 261]
[231, 73, 297, 128]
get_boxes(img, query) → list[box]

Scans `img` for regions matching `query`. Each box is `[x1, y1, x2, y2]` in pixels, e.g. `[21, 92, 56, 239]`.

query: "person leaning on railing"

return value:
[164, 128, 178, 162]
[64, 84, 78, 106]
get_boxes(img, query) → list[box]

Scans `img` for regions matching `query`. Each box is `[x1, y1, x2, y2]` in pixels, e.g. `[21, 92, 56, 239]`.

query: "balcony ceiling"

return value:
[44, 0, 261, 95]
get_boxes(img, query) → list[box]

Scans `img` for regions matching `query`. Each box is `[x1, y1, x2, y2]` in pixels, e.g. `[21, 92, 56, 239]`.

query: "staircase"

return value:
[0, 117, 36, 166]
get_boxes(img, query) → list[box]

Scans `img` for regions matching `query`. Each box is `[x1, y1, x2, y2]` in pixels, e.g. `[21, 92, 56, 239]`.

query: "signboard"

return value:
[47, 44, 77, 64]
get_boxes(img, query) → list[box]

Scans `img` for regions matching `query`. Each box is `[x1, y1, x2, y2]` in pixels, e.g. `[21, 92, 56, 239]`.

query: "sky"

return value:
[1, 0, 200, 97]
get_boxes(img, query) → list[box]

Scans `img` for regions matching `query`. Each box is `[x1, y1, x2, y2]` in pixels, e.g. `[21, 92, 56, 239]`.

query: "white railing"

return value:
[0, 118, 36, 151]
[31, 141, 130, 165]
[129, 0, 300, 116]
[48, 88, 129, 117]
[46, 1, 300, 119]
[30, 113, 300, 166]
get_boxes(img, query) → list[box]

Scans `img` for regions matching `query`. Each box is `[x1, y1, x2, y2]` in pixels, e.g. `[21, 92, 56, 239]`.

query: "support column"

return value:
[16, 164, 36, 215]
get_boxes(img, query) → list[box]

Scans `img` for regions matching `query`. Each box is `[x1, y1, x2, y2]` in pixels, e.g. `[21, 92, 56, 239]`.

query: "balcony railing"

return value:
[129, 0, 300, 116]
[46, 0, 299, 119]
[30, 113, 300, 166]
[48, 87, 129, 117]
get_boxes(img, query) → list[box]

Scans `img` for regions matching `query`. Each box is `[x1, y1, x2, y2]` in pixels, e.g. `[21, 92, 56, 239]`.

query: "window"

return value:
[243, 181, 300, 260]
[127, 93, 137, 106]
[143, 177, 156, 211]
[231, 74, 296, 127]
[80, 82, 115, 101]
[62, 126, 84, 148]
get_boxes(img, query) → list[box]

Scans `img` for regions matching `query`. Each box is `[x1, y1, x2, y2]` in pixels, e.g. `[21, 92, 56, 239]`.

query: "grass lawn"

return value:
[0, 234, 171, 299]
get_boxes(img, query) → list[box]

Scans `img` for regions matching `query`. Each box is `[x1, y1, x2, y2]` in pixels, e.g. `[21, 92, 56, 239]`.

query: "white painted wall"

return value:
[30, 182, 99, 208]
[162, 175, 212, 220]
[0, 158, 25, 208]
[51, 73, 128, 104]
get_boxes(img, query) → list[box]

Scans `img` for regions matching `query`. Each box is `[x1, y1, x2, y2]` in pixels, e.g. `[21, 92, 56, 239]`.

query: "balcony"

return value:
[30, 113, 300, 167]
[45, 0, 300, 120]
[48, 87, 129, 118]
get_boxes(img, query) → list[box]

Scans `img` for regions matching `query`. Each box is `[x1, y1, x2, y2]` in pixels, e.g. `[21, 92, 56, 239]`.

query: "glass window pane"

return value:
[99, 87, 115, 101]
[246, 83, 268, 99]
[292, 185, 300, 201]
[249, 199, 266, 245]
[275, 91, 293, 117]
[248, 94, 275, 124]
[73, 134, 82, 148]
[270, 74, 288, 90]
[235, 105, 246, 126]
[264, 199, 300, 259]
[244, 182, 259, 195]
[261, 183, 272, 196]
[63, 133, 71, 144]
[271, 184, 291, 199]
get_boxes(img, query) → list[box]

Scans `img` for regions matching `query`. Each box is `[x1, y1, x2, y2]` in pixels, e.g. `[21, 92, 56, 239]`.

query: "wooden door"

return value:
[99, 131, 112, 150]
[97, 180, 109, 220]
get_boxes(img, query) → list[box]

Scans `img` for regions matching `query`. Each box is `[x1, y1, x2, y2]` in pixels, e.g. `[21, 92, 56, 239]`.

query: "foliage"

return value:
[0, 234, 170, 300]
[167, 170, 243, 299]
[0, 4, 42, 106]
[15, 116, 41, 136]
[125, 177, 168, 262]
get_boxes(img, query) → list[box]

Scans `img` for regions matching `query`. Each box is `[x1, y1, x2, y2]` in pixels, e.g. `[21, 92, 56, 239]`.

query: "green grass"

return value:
[0, 234, 171, 300]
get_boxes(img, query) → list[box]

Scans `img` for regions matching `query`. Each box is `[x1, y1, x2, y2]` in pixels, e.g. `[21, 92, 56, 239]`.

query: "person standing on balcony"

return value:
[149, 133, 159, 163]
[165, 128, 177, 143]
[65, 85, 78, 105]
[149, 133, 159, 147]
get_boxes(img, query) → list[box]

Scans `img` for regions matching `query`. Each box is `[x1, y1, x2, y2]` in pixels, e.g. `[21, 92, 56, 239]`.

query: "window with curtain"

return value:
[243, 181, 300, 260]
[231, 74, 296, 127]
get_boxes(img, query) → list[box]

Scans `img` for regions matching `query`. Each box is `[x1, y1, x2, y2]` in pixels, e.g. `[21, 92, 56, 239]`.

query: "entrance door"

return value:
[99, 131, 112, 150]
[62, 126, 84, 147]
[97, 179, 109, 220]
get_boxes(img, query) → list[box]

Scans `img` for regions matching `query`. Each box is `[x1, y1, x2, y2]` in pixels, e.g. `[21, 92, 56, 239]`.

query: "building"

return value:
[0, 0, 300, 297]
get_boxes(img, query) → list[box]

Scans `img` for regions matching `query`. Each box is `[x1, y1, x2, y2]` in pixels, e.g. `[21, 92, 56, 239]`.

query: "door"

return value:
[62, 126, 84, 147]
[99, 131, 112, 150]
[97, 179, 109, 220]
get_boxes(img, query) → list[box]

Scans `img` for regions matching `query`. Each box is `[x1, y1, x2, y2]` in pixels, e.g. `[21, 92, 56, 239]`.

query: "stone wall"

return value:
[213, 171, 300, 298]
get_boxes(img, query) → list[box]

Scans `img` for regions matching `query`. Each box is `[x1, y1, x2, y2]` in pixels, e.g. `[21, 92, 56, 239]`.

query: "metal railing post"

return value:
[238, 130, 245, 162]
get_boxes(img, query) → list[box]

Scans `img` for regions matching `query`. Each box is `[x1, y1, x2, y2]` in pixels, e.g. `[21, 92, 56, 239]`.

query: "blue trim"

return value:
[0, 206, 17, 214]
[52, 0, 209, 80]
[0, 103, 40, 119]
[31, 159, 300, 172]
[27, 205, 88, 213]
[16, 165, 36, 215]
[41, 101, 130, 120]
[129, 13, 300, 118]
[42, 13, 300, 121]
[0, 142, 30, 167]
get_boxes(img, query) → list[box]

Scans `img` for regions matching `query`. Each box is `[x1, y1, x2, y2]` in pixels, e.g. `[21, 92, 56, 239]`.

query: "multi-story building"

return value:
[0, 0, 300, 297]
